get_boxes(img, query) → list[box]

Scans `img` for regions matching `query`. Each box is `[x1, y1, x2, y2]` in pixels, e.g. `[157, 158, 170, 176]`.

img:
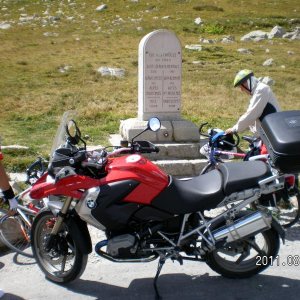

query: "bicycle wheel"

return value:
[200, 163, 216, 175]
[275, 186, 300, 228]
[258, 186, 300, 228]
[0, 213, 34, 258]
[0, 207, 8, 218]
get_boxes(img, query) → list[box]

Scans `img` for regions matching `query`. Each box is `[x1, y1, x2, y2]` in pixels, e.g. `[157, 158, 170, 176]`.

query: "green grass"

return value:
[0, 0, 299, 171]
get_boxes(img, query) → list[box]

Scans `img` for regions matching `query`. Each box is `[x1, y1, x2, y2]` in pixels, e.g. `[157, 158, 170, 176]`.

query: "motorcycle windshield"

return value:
[50, 110, 78, 162]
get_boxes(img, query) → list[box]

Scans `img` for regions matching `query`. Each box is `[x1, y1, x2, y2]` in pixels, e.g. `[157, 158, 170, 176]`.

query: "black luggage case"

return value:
[259, 110, 300, 173]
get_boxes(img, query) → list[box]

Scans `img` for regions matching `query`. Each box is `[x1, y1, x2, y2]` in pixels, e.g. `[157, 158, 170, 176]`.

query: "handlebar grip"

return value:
[133, 141, 159, 154]
[138, 147, 156, 154]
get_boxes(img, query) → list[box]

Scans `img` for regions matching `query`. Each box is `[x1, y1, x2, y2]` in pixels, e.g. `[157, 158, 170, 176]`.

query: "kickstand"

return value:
[153, 258, 165, 300]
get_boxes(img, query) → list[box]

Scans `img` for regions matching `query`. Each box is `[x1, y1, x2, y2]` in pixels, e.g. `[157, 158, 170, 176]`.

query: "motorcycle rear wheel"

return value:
[31, 210, 88, 283]
[205, 228, 279, 278]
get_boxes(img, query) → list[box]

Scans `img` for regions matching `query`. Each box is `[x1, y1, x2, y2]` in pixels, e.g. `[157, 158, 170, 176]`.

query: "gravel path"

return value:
[1, 223, 300, 300]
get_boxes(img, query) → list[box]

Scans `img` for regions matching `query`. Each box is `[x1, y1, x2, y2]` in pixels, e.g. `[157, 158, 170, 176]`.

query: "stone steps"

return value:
[154, 159, 208, 177]
[109, 134, 208, 176]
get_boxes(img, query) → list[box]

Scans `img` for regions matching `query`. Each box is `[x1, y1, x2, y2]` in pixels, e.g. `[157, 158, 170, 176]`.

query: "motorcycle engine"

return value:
[107, 234, 136, 258]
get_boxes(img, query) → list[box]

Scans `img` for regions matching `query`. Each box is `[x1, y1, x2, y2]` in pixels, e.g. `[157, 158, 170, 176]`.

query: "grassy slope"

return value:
[0, 0, 299, 171]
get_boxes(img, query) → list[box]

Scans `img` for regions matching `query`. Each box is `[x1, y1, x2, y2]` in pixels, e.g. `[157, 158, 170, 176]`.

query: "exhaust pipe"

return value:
[212, 211, 272, 243]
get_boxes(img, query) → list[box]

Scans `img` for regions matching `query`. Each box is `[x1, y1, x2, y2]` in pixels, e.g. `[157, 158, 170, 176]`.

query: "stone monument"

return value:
[120, 29, 199, 142]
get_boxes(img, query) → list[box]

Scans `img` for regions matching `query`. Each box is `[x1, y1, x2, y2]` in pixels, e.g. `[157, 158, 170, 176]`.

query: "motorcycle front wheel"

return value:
[31, 210, 88, 283]
[205, 228, 279, 278]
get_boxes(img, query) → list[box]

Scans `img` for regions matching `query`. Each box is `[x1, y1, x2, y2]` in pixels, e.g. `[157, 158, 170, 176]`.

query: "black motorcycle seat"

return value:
[151, 170, 225, 214]
[218, 161, 272, 195]
[151, 161, 272, 215]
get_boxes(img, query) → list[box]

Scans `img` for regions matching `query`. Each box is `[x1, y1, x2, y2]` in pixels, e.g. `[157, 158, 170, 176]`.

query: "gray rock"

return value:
[199, 38, 215, 44]
[43, 32, 59, 37]
[185, 44, 202, 51]
[194, 17, 203, 25]
[283, 32, 295, 39]
[283, 27, 300, 39]
[58, 65, 72, 73]
[96, 4, 107, 12]
[241, 30, 268, 41]
[237, 48, 252, 54]
[97, 66, 125, 77]
[221, 35, 235, 43]
[19, 15, 37, 23]
[253, 36, 267, 42]
[1, 145, 29, 150]
[268, 25, 286, 38]
[0, 22, 11, 29]
[262, 58, 274, 66]
[258, 76, 275, 86]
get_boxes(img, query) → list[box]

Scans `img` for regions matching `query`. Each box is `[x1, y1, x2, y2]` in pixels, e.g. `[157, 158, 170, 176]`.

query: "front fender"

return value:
[66, 212, 92, 255]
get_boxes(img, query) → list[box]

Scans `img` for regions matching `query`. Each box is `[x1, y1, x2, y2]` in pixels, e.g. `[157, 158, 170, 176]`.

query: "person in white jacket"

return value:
[225, 69, 280, 136]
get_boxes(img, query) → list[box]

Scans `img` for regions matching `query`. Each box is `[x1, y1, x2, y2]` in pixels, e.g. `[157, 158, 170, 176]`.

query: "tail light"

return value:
[284, 174, 295, 189]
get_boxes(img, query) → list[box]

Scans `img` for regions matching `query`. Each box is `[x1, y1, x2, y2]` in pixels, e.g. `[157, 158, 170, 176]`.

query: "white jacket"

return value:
[232, 80, 280, 136]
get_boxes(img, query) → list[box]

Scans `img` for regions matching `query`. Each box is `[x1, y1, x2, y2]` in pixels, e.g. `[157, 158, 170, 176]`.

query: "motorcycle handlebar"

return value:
[132, 141, 159, 154]
[50, 141, 159, 171]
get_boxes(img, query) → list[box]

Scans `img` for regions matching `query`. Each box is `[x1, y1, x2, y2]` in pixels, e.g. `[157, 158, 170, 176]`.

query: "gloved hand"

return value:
[8, 198, 18, 214]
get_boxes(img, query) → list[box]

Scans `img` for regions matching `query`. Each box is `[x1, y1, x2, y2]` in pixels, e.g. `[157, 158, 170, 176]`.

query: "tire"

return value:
[205, 227, 280, 278]
[0, 213, 34, 258]
[31, 209, 88, 283]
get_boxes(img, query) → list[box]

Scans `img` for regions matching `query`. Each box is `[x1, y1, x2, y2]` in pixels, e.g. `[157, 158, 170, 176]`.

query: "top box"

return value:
[260, 110, 300, 173]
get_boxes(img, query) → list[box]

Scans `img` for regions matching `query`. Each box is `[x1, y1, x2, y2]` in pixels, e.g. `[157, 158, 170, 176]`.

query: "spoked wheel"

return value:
[0, 213, 34, 258]
[205, 228, 279, 278]
[275, 186, 300, 228]
[31, 210, 88, 283]
[258, 186, 300, 228]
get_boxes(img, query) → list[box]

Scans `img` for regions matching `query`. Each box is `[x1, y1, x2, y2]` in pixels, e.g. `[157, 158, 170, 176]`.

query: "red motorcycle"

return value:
[30, 116, 285, 297]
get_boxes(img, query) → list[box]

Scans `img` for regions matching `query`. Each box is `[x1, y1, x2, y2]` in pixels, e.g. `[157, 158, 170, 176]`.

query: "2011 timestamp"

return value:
[256, 255, 300, 267]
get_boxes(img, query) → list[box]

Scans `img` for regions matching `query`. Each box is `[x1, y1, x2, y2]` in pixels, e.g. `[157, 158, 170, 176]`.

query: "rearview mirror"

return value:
[66, 120, 78, 138]
[66, 120, 82, 145]
[148, 117, 161, 132]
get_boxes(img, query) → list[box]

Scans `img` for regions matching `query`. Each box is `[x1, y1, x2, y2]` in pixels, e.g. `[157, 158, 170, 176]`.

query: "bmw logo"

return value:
[86, 199, 97, 209]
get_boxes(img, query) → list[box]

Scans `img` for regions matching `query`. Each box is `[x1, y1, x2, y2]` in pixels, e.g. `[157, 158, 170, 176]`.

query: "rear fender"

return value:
[66, 212, 92, 254]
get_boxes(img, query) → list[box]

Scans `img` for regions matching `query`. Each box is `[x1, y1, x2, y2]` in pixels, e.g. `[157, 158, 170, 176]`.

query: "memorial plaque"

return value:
[120, 30, 199, 143]
[138, 30, 182, 120]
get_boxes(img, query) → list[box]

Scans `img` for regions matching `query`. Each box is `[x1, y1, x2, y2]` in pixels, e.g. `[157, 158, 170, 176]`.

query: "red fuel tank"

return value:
[105, 154, 169, 205]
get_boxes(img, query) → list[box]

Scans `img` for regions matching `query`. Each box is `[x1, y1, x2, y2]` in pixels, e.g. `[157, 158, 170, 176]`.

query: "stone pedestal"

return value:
[120, 29, 199, 143]
[120, 118, 199, 142]
[118, 29, 202, 175]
